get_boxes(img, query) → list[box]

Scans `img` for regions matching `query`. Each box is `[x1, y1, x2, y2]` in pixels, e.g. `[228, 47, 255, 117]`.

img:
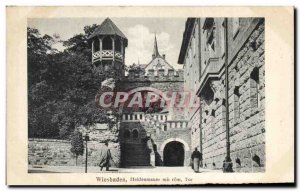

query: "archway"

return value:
[163, 141, 184, 166]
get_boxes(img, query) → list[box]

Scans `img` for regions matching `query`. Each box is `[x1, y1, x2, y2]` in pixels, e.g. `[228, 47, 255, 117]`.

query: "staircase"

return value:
[121, 142, 151, 167]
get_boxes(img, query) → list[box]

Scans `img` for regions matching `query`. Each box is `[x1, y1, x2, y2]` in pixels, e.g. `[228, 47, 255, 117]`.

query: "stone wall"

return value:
[153, 127, 191, 166]
[190, 108, 201, 151]
[28, 126, 121, 167]
[119, 120, 191, 167]
[200, 20, 265, 172]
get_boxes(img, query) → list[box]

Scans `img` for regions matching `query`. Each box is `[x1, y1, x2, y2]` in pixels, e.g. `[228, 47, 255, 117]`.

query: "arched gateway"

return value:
[163, 141, 185, 166]
[160, 138, 190, 166]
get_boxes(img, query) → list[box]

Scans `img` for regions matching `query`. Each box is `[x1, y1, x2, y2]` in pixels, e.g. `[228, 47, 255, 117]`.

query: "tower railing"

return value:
[92, 50, 123, 62]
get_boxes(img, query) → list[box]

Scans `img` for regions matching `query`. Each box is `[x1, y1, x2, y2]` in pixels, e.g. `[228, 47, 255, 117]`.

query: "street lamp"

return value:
[84, 134, 90, 173]
[223, 18, 233, 172]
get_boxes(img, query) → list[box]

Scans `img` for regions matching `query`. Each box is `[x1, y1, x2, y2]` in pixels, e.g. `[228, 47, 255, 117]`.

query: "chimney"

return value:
[163, 54, 166, 59]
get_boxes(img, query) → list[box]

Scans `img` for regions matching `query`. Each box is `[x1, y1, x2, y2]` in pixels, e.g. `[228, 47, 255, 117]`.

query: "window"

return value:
[250, 67, 260, 109]
[93, 38, 100, 52]
[232, 18, 240, 38]
[102, 36, 112, 50]
[252, 154, 261, 167]
[234, 86, 240, 123]
[115, 38, 122, 52]
[203, 18, 216, 57]
[132, 129, 139, 138]
[211, 109, 215, 117]
[236, 158, 241, 167]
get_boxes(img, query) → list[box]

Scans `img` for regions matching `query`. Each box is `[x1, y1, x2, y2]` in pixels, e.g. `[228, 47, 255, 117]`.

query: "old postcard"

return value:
[6, 6, 294, 185]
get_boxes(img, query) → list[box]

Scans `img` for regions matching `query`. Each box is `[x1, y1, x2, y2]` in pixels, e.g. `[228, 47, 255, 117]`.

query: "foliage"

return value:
[125, 63, 145, 74]
[28, 25, 113, 139]
[70, 130, 84, 166]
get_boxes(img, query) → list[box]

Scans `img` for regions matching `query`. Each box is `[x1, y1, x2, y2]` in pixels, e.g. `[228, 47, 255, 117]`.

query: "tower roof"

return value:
[153, 34, 160, 57]
[88, 18, 127, 41]
[144, 35, 174, 71]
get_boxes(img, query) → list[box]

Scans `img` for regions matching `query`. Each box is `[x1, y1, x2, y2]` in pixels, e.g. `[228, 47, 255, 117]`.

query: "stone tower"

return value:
[88, 18, 128, 80]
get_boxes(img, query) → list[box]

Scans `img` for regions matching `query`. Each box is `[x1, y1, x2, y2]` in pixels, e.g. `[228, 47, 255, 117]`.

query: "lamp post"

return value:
[223, 18, 233, 172]
[84, 134, 90, 173]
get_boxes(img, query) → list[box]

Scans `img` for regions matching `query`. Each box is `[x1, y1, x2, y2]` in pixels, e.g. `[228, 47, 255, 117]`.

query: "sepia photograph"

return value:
[27, 17, 265, 174]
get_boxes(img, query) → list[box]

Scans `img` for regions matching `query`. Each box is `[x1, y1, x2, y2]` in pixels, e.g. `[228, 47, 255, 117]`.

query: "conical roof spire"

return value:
[152, 34, 160, 58]
[88, 17, 128, 46]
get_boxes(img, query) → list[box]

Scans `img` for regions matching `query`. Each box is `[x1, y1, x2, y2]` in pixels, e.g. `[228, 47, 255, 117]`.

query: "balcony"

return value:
[197, 57, 224, 95]
[92, 50, 123, 62]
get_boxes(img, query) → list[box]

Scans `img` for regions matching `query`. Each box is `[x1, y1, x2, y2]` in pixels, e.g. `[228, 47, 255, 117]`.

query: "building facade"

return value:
[178, 18, 265, 172]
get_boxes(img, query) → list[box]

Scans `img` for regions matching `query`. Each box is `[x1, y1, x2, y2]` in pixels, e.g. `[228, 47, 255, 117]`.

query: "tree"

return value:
[28, 25, 116, 139]
[70, 130, 84, 166]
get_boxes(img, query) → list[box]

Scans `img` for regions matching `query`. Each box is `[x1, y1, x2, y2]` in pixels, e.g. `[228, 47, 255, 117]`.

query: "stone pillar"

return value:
[147, 139, 155, 166]
[112, 37, 115, 61]
[99, 37, 103, 60]
[121, 40, 124, 62]
[92, 41, 94, 54]
[166, 123, 170, 131]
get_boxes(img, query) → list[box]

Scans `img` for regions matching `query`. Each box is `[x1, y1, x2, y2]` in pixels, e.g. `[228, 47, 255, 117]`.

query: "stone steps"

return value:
[121, 143, 151, 167]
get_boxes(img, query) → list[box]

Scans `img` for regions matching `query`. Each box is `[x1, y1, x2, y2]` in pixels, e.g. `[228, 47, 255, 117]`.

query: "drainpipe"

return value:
[198, 18, 203, 167]
[223, 18, 233, 172]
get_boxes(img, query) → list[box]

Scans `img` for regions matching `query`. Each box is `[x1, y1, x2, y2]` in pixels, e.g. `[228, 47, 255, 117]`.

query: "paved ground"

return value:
[28, 165, 221, 173]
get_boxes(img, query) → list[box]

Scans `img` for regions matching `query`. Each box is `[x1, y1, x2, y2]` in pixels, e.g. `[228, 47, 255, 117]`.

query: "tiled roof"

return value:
[88, 18, 127, 40]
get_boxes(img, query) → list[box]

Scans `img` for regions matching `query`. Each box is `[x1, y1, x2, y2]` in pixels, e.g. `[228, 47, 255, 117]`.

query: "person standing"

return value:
[99, 142, 112, 171]
[191, 147, 202, 173]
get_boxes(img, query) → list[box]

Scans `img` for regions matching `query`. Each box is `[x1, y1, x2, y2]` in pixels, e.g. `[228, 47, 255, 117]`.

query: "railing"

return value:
[121, 113, 189, 133]
[92, 50, 123, 62]
[121, 113, 169, 122]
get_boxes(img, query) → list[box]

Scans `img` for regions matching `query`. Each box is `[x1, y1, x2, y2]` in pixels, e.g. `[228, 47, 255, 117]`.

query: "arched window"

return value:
[102, 36, 112, 50]
[94, 38, 100, 52]
[132, 129, 139, 139]
[234, 86, 240, 123]
[124, 129, 130, 139]
[115, 38, 122, 52]
[250, 67, 260, 109]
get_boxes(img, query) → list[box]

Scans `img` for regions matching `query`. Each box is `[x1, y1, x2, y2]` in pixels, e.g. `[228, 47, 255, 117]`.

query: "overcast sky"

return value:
[28, 18, 186, 69]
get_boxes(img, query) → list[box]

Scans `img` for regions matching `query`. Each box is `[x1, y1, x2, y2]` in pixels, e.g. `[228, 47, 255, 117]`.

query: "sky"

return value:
[28, 18, 186, 69]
